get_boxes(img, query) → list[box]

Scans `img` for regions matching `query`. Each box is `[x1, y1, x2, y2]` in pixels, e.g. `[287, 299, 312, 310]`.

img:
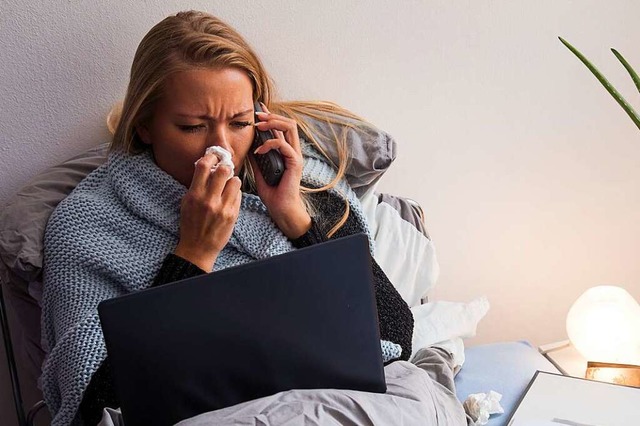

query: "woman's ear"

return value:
[136, 124, 152, 145]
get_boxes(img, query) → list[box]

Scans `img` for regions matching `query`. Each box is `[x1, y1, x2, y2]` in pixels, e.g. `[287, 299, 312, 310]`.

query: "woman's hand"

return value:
[252, 104, 311, 239]
[174, 153, 242, 271]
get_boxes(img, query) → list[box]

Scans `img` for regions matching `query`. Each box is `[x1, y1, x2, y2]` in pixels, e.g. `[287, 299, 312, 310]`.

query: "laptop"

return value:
[98, 233, 386, 426]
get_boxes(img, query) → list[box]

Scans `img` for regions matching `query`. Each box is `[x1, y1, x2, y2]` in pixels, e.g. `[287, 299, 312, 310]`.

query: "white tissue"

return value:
[198, 146, 234, 180]
[463, 391, 504, 426]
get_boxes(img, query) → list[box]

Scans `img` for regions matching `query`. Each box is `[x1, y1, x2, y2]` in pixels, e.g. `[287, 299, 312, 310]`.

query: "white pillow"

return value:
[410, 297, 490, 366]
[360, 187, 439, 307]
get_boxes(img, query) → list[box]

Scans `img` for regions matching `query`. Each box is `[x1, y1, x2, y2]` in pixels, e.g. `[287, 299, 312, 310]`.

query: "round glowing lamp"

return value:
[566, 285, 640, 366]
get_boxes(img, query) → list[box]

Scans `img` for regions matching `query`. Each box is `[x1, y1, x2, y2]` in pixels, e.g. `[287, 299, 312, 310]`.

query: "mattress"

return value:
[454, 341, 560, 426]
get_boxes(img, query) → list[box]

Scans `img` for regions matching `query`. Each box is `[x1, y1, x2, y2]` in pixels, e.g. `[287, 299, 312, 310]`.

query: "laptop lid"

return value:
[98, 233, 385, 426]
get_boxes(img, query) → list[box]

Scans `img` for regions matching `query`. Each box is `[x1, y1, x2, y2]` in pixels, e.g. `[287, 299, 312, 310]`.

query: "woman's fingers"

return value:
[206, 164, 235, 197]
[178, 165, 240, 267]
[190, 150, 236, 197]
[190, 154, 219, 191]
[255, 114, 297, 136]
[255, 112, 301, 154]
[221, 176, 242, 215]
[253, 138, 296, 158]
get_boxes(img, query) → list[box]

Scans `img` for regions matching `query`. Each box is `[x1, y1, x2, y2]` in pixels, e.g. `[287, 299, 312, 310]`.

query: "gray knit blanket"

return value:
[41, 146, 399, 425]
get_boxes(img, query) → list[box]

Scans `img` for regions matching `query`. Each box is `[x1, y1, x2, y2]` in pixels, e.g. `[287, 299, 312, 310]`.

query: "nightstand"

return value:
[538, 340, 587, 378]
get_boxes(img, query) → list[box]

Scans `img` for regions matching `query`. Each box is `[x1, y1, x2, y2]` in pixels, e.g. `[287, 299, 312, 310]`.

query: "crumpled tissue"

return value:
[463, 391, 504, 426]
[196, 146, 234, 180]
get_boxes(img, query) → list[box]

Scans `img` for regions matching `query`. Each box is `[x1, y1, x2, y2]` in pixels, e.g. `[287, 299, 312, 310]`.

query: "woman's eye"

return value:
[232, 121, 252, 129]
[178, 124, 205, 133]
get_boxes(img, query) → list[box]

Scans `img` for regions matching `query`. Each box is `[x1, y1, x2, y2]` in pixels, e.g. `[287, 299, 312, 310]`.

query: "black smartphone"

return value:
[252, 101, 285, 186]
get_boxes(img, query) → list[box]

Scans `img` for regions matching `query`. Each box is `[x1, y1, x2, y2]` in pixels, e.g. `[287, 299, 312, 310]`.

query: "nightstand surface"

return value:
[538, 340, 587, 378]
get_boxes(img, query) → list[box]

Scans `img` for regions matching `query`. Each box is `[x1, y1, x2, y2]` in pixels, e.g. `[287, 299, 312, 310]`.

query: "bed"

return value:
[0, 114, 559, 426]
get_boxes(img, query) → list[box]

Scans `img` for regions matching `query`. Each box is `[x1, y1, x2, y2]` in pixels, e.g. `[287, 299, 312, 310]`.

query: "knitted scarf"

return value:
[41, 146, 394, 426]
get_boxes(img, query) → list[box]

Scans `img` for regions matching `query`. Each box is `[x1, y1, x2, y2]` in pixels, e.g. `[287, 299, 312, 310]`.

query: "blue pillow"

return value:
[455, 341, 560, 426]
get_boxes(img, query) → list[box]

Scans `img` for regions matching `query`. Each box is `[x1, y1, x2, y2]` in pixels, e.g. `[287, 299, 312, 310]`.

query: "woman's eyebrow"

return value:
[176, 109, 253, 120]
[231, 109, 253, 118]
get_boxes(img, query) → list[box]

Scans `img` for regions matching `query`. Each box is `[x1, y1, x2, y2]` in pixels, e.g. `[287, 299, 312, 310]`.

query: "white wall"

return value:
[2, 0, 640, 422]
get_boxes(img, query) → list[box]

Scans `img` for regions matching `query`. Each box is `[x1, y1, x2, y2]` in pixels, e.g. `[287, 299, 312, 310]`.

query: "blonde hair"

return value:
[110, 10, 369, 237]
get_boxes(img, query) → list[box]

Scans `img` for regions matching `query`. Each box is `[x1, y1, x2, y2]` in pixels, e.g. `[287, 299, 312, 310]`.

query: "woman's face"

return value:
[137, 67, 255, 187]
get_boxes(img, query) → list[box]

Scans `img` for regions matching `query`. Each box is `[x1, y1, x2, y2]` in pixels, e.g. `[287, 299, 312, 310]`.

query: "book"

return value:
[507, 371, 640, 426]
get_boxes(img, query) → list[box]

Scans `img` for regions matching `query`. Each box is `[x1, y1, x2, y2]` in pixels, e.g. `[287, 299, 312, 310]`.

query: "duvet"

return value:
[97, 348, 467, 426]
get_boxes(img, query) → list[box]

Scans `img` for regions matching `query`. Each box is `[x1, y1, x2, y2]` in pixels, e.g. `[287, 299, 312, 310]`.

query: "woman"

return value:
[41, 10, 414, 425]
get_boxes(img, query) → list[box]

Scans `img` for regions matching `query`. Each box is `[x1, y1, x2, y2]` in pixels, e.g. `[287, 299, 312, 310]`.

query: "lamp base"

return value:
[585, 361, 640, 387]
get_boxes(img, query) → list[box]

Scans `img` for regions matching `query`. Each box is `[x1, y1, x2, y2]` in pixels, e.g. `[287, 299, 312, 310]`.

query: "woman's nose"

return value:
[207, 127, 232, 151]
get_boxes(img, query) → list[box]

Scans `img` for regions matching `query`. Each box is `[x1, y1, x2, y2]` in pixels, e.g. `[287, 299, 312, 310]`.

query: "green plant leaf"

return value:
[611, 48, 640, 94]
[559, 36, 640, 131]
